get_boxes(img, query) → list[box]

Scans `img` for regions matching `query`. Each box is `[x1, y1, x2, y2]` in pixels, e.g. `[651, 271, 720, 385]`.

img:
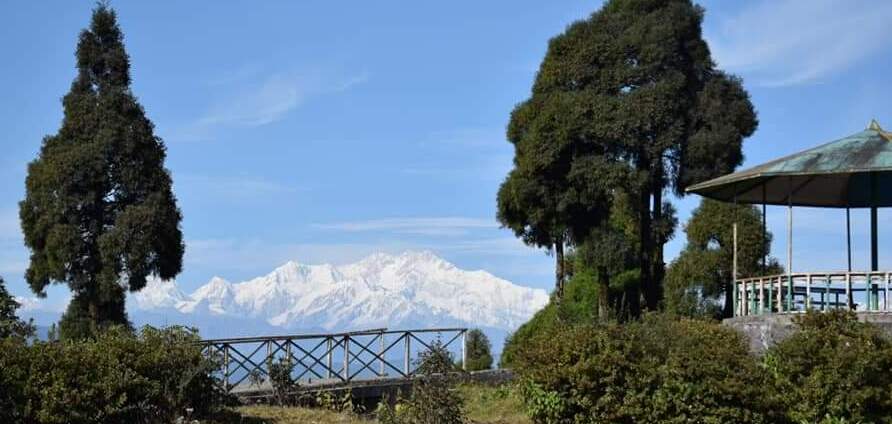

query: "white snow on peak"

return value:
[132, 251, 549, 332]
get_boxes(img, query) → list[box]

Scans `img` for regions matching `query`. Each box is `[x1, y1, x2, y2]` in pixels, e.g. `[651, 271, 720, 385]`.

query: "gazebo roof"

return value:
[686, 120, 892, 208]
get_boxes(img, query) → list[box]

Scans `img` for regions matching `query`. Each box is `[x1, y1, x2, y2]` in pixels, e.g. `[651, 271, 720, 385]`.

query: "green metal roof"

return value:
[686, 120, 892, 208]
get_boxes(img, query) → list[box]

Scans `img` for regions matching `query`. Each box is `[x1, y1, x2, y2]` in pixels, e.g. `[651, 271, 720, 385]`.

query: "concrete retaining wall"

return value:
[724, 312, 892, 354]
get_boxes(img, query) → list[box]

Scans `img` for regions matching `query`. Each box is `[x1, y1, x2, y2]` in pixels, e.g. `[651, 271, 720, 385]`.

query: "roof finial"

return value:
[869, 119, 892, 141]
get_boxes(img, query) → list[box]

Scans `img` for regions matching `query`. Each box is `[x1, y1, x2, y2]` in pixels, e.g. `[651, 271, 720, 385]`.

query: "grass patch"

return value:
[233, 405, 370, 423]
[215, 383, 529, 423]
[458, 384, 531, 424]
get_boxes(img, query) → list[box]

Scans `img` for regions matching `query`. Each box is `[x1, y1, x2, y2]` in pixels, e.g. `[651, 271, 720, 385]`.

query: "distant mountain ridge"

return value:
[130, 251, 549, 343]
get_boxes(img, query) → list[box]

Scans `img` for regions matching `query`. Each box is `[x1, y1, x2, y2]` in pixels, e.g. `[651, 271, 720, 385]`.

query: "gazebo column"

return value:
[786, 177, 793, 312]
[870, 174, 879, 310]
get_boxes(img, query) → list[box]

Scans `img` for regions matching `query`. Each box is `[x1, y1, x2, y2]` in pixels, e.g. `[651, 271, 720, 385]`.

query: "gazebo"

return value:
[687, 120, 892, 317]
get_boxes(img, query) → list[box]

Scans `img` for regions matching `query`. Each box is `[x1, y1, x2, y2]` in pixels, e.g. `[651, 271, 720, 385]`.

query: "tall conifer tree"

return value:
[19, 4, 183, 338]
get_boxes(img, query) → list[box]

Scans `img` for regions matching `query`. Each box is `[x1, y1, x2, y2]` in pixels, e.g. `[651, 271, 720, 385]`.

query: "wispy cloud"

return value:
[705, 0, 892, 87]
[313, 217, 497, 237]
[172, 68, 369, 141]
[175, 174, 303, 201]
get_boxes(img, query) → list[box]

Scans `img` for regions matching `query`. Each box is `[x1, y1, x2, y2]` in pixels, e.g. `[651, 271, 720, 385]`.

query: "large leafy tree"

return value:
[665, 199, 780, 318]
[498, 0, 756, 314]
[19, 5, 183, 338]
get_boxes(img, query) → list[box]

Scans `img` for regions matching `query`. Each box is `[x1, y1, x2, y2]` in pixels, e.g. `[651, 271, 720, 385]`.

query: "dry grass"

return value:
[216, 383, 530, 424]
[458, 384, 531, 424]
[234, 405, 371, 423]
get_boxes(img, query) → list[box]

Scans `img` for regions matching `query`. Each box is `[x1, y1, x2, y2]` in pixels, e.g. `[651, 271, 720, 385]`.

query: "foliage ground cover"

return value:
[0, 326, 231, 424]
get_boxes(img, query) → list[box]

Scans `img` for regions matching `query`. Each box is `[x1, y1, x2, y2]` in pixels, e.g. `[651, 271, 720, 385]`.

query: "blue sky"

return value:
[2, 1, 892, 315]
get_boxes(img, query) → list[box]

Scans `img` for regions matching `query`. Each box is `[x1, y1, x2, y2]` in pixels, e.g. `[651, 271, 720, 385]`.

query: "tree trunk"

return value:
[636, 187, 651, 318]
[597, 266, 610, 322]
[648, 183, 665, 311]
[722, 280, 733, 318]
[554, 239, 565, 300]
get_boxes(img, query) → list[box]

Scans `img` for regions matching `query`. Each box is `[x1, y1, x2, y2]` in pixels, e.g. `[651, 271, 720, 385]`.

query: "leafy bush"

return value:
[500, 272, 598, 368]
[378, 340, 468, 424]
[0, 337, 31, 423]
[766, 310, 892, 423]
[463, 329, 493, 371]
[0, 325, 232, 423]
[513, 314, 784, 423]
[268, 356, 298, 406]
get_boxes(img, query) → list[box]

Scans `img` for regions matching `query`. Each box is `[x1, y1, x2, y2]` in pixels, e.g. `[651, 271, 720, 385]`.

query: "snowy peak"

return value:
[132, 251, 549, 333]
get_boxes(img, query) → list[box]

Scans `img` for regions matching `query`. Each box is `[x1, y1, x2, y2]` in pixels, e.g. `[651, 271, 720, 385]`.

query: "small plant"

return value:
[268, 356, 298, 406]
[377, 340, 468, 424]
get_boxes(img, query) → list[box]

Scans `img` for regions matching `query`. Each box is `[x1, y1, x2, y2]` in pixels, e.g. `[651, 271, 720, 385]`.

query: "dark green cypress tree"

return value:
[19, 4, 183, 339]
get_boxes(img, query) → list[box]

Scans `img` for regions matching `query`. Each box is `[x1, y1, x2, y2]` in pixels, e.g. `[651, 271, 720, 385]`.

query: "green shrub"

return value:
[378, 340, 468, 424]
[766, 310, 892, 423]
[0, 325, 231, 423]
[500, 273, 598, 368]
[268, 356, 298, 406]
[0, 337, 31, 423]
[514, 314, 784, 423]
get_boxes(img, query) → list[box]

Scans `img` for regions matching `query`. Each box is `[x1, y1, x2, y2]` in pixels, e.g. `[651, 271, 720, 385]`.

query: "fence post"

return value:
[327, 337, 333, 379]
[883, 272, 890, 311]
[824, 275, 830, 311]
[461, 330, 467, 371]
[759, 279, 765, 315]
[806, 274, 812, 310]
[379, 332, 385, 377]
[267, 340, 273, 379]
[223, 344, 230, 392]
[404, 333, 411, 376]
[776, 276, 783, 312]
[846, 273, 852, 310]
[343, 335, 350, 381]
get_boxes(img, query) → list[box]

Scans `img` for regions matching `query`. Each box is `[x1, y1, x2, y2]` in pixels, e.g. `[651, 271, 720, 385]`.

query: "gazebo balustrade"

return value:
[688, 120, 892, 318]
[733, 271, 892, 317]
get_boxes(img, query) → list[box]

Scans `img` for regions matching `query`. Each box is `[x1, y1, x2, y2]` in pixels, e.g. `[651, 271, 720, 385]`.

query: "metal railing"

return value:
[734, 271, 892, 317]
[199, 328, 467, 393]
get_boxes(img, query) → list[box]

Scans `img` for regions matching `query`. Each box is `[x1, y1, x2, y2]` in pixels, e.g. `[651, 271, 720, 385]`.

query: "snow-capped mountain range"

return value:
[129, 251, 549, 343]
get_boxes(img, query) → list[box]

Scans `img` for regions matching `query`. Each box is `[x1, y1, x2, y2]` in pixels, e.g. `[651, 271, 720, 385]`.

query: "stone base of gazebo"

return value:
[724, 312, 892, 354]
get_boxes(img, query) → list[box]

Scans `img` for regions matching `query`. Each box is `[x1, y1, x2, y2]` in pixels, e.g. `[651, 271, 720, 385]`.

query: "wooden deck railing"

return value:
[734, 272, 892, 317]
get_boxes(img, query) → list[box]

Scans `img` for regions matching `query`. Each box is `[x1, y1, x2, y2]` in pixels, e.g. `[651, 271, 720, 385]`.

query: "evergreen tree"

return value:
[665, 199, 781, 318]
[0, 276, 34, 339]
[498, 0, 756, 314]
[19, 5, 183, 339]
[463, 329, 493, 371]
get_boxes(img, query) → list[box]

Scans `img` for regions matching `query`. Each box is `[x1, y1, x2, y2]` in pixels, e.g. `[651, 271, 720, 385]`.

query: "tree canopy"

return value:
[665, 199, 780, 318]
[19, 5, 183, 338]
[0, 277, 34, 339]
[464, 328, 493, 371]
[497, 0, 757, 315]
